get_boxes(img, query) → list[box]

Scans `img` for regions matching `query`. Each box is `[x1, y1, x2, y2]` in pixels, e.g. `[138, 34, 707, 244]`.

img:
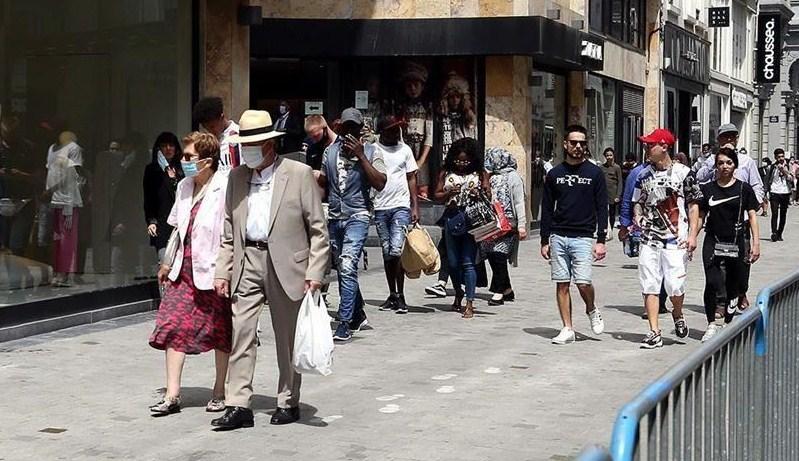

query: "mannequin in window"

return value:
[398, 61, 434, 198]
[437, 72, 477, 168]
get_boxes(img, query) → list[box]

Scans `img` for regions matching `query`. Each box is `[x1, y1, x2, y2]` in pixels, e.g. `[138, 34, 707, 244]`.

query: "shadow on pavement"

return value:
[173, 388, 323, 427]
[606, 330, 686, 346]
[522, 327, 601, 342]
[603, 304, 645, 317]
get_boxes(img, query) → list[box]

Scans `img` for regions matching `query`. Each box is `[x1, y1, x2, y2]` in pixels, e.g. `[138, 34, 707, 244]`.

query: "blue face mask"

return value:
[157, 151, 169, 170]
[181, 160, 199, 178]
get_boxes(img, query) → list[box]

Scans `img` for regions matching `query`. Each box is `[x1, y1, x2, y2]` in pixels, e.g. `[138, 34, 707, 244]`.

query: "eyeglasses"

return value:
[567, 140, 588, 147]
[453, 159, 471, 166]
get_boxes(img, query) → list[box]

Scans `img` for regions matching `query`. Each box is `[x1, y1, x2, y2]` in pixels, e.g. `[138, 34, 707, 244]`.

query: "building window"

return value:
[589, 0, 645, 49]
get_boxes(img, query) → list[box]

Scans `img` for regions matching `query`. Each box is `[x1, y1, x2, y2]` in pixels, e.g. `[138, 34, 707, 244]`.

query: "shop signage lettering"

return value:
[731, 88, 748, 110]
[756, 13, 782, 84]
[581, 40, 603, 62]
[663, 24, 709, 84]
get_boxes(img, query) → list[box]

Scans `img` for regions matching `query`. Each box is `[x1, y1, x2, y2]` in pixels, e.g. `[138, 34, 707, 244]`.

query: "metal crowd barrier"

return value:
[575, 269, 799, 461]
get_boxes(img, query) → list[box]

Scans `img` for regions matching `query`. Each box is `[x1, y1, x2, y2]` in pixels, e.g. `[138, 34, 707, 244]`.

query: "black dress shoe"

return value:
[487, 296, 504, 306]
[211, 406, 254, 430]
[270, 407, 300, 425]
[503, 290, 515, 302]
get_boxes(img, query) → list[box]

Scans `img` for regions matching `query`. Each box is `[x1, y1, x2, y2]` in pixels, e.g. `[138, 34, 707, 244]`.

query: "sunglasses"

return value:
[567, 140, 588, 147]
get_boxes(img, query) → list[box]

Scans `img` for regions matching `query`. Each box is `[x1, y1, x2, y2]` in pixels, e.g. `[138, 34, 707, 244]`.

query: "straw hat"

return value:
[229, 110, 285, 144]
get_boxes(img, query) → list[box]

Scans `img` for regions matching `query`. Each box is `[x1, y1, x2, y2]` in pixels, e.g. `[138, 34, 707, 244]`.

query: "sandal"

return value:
[149, 395, 181, 416]
[206, 397, 226, 412]
[462, 302, 474, 319]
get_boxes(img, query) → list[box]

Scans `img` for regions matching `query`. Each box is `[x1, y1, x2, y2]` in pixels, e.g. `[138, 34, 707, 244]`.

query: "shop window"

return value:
[589, 0, 645, 50]
[251, 57, 481, 196]
[0, 1, 192, 302]
[530, 70, 567, 221]
[586, 75, 617, 161]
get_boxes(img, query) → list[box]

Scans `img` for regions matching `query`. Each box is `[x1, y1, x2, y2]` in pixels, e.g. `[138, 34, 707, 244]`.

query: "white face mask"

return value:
[241, 146, 264, 169]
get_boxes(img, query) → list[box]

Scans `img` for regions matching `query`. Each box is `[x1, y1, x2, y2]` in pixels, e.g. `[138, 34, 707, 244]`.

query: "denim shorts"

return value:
[374, 207, 411, 258]
[549, 234, 594, 284]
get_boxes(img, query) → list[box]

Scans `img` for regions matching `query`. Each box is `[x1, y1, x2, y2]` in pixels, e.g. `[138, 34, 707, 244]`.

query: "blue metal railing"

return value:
[577, 269, 799, 460]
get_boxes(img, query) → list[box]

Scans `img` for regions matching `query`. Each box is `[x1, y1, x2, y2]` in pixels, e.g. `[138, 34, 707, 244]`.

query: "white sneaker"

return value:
[587, 308, 605, 335]
[552, 327, 576, 345]
[701, 323, 722, 342]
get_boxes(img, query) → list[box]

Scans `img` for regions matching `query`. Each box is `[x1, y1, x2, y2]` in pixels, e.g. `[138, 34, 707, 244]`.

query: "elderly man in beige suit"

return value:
[211, 110, 329, 429]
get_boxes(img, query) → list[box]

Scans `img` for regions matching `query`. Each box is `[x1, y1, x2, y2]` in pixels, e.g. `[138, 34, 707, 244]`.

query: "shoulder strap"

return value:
[733, 181, 744, 244]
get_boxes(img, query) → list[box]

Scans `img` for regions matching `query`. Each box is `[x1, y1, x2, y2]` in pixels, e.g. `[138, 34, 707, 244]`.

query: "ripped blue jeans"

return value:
[328, 215, 369, 323]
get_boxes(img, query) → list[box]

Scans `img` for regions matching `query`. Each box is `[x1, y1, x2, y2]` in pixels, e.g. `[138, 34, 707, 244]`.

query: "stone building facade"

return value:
[199, 0, 663, 223]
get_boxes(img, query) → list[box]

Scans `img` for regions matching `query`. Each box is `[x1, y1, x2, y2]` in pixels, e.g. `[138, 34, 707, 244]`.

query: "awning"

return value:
[250, 16, 604, 71]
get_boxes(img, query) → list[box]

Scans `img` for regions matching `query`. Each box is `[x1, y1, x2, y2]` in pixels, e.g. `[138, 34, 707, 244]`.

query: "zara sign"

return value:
[755, 13, 782, 84]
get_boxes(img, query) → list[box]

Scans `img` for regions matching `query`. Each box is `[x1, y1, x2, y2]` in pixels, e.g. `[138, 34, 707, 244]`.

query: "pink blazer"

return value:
[167, 172, 228, 290]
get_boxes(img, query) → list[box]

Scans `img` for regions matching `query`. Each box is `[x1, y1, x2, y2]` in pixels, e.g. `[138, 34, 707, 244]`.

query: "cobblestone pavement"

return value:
[1, 214, 796, 461]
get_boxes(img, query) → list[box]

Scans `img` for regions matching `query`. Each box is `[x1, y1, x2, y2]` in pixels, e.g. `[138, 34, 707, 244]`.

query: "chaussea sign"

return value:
[755, 13, 782, 84]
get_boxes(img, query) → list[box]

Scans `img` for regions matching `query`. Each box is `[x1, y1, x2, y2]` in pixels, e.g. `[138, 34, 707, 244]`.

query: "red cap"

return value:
[639, 128, 675, 146]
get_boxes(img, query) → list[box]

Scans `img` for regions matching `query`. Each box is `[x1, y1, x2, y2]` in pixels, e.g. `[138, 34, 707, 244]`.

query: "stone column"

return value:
[643, 0, 662, 133]
[484, 55, 533, 225]
[200, 0, 250, 121]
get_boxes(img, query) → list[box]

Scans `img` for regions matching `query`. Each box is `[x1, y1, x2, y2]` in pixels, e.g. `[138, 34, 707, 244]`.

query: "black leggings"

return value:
[702, 236, 749, 323]
[770, 193, 790, 237]
[487, 252, 511, 293]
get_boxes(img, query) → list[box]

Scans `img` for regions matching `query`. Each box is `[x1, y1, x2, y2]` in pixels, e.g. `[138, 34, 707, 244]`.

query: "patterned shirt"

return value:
[632, 163, 702, 243]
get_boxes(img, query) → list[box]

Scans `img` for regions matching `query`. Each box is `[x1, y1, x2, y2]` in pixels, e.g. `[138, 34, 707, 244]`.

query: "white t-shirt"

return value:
[369, 142, 418, 210]
[218, 121, 241, 173]
[771, 166, 791, 194]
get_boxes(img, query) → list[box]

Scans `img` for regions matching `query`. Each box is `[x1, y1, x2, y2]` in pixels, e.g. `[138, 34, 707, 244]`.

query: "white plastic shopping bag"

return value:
[292, 290, 334, 376]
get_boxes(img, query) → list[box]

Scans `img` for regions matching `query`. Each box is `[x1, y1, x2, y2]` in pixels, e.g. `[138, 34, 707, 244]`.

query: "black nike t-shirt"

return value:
[699, 180, 759, 242]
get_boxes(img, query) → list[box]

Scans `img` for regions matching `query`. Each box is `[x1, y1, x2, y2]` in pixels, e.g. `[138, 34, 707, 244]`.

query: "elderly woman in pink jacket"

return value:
[148, 132, 231, 416]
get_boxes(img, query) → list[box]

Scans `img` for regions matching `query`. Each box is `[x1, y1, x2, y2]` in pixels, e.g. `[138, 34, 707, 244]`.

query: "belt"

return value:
[645, 237, 679, 249]
[245, 239, 269, 250]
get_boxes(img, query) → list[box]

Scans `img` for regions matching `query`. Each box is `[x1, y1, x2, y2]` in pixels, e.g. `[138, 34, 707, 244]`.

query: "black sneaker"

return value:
[349, 311, 369, 332]
[640, 330, 663, 349]
[379, 294, 398, 311]
[333, 323, 352, 342]
[674, 317, 689, 339]
[395, 295, 408, 314]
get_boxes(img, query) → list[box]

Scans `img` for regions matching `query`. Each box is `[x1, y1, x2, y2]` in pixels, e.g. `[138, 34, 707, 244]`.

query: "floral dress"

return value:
[149, 199, 232, 354]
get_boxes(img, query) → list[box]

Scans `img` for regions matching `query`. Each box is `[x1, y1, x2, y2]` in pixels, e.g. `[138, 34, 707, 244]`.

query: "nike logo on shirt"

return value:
[708, 195, 740, 207]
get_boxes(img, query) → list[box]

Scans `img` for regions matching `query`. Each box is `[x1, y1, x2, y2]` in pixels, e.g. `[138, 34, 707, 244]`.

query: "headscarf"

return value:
[484, 147, 518, 175]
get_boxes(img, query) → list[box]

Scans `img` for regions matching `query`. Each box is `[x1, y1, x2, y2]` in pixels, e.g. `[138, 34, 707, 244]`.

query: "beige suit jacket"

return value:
[215, 156, 329, 301]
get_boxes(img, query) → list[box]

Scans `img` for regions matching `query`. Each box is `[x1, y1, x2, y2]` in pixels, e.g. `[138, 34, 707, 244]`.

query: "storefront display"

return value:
[252, 57, 480, 198]
[0, 1, 192, 302]
[530, 70, 567, 221]
[586, 75, 616, 161]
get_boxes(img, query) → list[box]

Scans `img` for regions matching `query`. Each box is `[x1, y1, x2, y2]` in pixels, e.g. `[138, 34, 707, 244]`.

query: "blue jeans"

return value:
[374, 207, 411, 259]
[549, 234, 594, 284]
[445, 228, 477, 301]
[328, 215, 369, 323]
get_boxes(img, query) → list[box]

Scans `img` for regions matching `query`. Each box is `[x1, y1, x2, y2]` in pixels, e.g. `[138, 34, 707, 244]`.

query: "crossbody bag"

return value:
[713, 182, 744, 259]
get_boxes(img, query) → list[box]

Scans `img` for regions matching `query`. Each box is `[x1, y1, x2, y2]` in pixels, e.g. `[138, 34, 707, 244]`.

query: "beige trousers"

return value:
[226, 246, 302, 409]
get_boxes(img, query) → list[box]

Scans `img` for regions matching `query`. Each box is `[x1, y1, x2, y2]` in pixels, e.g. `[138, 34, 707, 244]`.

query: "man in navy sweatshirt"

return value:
[540, 124, 608, 345]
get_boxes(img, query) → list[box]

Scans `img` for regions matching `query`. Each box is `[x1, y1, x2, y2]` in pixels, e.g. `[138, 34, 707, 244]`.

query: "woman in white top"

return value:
[434, 137, 489, 318]
[44, 131, 84, 286]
